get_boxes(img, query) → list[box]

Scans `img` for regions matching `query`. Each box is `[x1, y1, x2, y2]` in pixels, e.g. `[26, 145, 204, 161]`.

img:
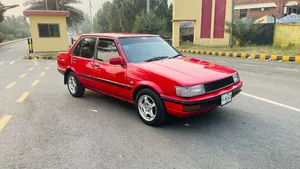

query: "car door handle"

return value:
[94, 63, 100, 67]
[72, 59, 77, 63]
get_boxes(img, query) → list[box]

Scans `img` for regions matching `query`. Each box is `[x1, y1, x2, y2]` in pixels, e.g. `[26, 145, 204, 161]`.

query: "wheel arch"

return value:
[132, 81, 163, 102]
[64, 68, 75, 84]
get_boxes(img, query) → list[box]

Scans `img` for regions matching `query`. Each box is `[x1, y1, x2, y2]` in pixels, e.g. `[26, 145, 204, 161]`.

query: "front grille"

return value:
[204, 76, 234, 93]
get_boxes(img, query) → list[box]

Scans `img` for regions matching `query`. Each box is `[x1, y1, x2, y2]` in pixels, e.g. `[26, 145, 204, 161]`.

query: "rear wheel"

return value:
[67, 72, 85, 97]
[135, 88, 167, 126]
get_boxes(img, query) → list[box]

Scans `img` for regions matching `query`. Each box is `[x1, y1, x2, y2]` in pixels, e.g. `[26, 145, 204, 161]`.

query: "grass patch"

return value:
[180, 42, 300, 56]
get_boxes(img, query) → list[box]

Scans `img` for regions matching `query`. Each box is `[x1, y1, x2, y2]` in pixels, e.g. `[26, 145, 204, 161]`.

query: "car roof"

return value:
[80, 33, 159, 38]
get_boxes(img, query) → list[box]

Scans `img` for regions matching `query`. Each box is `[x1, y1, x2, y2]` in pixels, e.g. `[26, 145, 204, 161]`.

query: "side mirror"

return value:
[109, 57, 123, 65]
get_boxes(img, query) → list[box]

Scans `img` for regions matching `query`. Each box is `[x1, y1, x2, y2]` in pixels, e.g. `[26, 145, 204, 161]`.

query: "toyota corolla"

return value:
[57, 33, 243, 126]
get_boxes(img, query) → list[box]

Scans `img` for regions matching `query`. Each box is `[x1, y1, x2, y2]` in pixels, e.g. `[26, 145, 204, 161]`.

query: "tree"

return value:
[133, 10, 167, 35]
[225, 19, 263, 47]
[93, 1, 112, 33]
[24, 0, 84, 27]
[0, 2, 19, 22]
[70, 14, 92, 34]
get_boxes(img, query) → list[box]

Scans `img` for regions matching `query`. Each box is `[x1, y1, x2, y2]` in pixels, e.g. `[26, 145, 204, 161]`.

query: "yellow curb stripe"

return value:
[5, 82, 16, 89]
[212, 51, 216, 55]
[40, 72, 46, 77]
[282, 56, 289, 61]
[0, 115, 12, 132]
[196, 50, 199, 54]
[225, 52, 230, 57]
[19, 73, 27, 79]
[232, 53, 237, 57]
[241, 53, 246, 58]
[249, 54, 256, 59]
[218, 52, 222, 56]
[260, 54, 266, 60]
[295, 56, 300, 62]
[31, 80, 39, 87]
[16, 92, 30, 103]
[271, 55, 277, 61]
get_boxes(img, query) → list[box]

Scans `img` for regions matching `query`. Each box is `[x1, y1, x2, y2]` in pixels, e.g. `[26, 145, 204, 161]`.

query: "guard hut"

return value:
[23, 10, 70, 53]
[172, 0, 233, 47]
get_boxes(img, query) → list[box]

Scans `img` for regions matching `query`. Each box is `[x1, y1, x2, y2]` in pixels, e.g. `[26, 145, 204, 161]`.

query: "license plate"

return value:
[221, 92, 232, 106]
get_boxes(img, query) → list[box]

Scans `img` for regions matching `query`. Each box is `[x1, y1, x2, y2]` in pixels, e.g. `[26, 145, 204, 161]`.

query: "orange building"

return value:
[172, 0, 233, 47]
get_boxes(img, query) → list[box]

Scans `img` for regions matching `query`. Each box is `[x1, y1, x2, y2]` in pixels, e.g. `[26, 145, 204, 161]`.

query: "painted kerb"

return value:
[178, 49, 300, 62]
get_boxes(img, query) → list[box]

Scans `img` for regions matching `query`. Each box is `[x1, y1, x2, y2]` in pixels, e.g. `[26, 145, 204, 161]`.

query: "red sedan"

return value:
[57, 33, 243, 126]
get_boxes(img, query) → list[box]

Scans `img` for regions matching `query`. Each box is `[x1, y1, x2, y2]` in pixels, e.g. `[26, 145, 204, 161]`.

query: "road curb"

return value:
[177, 49, 300, 62]
[24, 56, 57, 60]
[0, 38, 27, 47]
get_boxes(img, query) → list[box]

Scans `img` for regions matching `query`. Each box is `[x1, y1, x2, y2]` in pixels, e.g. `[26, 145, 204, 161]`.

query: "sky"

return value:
[2, 0, 172, 17]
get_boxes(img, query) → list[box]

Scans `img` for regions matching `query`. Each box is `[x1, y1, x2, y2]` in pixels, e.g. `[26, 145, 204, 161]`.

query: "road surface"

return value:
[0, 41, 300, 169]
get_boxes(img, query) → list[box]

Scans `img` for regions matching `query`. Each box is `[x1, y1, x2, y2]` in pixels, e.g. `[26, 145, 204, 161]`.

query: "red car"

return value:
[57, 33, 243, 126]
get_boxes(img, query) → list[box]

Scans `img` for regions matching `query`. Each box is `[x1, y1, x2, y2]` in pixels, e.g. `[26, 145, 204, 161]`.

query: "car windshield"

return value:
[118, 36, 180, 63]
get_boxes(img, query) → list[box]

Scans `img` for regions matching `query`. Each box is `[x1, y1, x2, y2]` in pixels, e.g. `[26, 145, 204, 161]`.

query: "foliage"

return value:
[24, 0, 84, 27]
[93, 0, 171, 34]
[0, 15, 31, 42]
[69, 14, 92, 34]
[0, 32, 5, 43]
[0, 2, 19, 23]
[133, 10, 167, 35]
[225, 19, 263, 47]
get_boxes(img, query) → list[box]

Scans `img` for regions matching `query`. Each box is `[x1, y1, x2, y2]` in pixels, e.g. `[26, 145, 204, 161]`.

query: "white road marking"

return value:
[28, 67, 34, 71]
[10, 60, 15, 65]
[241, 92, 300, 113]
[88, 109, 98, 113]
[50, 62, 55, 65]
[0, 61, 3, 65]
[275, 68, 298, 72]
[6, 49, 13, 53]
[242, 64, 257, 67]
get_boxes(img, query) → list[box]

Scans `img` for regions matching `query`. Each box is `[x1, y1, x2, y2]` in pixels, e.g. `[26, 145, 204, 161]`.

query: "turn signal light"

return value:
[184, 105, 201, 111]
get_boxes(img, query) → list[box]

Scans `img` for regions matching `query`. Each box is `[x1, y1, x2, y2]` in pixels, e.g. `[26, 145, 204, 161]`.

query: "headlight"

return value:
[175, 84, 206, 97]
[233, 73, 240, 83]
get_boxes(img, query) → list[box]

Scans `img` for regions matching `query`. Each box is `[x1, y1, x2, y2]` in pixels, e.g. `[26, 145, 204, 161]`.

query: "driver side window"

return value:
[97, 39, 120, 62]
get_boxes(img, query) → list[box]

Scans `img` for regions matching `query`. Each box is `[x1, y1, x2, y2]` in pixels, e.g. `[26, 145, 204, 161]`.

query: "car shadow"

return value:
[82, 90, 236, 131]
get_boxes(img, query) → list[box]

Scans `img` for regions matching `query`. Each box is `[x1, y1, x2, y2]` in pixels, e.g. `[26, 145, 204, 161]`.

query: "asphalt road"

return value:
[0, 41, 300, 169]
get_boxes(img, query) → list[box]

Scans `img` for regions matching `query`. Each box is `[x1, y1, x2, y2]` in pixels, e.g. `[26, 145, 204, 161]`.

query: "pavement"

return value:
[0, 40, 300, 169]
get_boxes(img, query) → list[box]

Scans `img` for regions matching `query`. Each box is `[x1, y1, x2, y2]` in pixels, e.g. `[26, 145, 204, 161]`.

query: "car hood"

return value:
[134, 57, 237, 86]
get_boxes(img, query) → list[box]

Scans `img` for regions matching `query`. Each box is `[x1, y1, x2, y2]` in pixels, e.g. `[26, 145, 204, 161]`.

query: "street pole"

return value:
[229, 0, 234, 48]
[147, 0, 150, 14]
[55, 0, 59, 10]
[45, 0, 48, 10]
[89, 0, 93, 33]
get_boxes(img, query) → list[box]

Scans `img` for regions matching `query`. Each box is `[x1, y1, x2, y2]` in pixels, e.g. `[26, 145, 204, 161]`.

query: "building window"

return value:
[264, 7, 275, 11]
[250, 8, 262, 12]
[38, 24, 60, 38]
[240, 9, 247, 18]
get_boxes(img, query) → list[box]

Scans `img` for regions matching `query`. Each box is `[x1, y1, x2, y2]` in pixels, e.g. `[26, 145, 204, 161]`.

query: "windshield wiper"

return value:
[145, 56, 169, 62]
[169, 54, 182, 59]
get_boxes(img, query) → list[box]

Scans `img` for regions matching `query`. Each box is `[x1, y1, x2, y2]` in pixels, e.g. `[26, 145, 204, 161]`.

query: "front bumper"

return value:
[161, 81, 243, 117]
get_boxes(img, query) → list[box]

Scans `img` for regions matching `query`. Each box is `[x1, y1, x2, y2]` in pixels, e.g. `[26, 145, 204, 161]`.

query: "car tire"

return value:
[135, 88, 167, 126]
[67, 72, 85, 97]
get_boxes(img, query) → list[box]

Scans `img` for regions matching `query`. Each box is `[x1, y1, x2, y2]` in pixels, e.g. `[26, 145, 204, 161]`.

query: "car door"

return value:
[71, 37, 97, 89]
[93, 38, 131, 100]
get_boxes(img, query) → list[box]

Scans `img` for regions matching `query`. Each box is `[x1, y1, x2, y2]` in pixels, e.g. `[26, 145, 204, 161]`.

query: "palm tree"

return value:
[0, 2, 19, 22]
[24, 0, 84, 27]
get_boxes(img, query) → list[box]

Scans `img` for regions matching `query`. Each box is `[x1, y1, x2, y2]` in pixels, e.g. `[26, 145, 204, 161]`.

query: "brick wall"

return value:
[234, 0, 300, 19]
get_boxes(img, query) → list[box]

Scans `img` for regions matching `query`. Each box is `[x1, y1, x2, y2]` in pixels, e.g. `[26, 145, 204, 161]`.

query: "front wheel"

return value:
[67, 72, 85, 97]
[135, 88, 167, 126]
